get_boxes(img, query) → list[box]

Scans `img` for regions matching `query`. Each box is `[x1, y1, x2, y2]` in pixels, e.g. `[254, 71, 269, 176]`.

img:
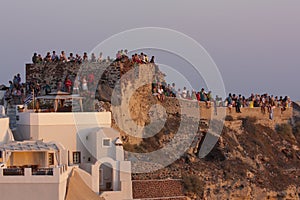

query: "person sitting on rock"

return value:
[83, 52, 88, 62]
[133, 53, 141, 64]
[144, 54, 149, 63]
[75, 54, 82, 64]
[90, 53, 96, 62]
[181, 87, 187, 99]
[140, 52, 147, 64]
[44, 52, 52, 63]
[226, 93, 233, 113]
[158, 85, 165, 102]
[51, 51, 59, 62]
[60, 51, 67, 62]
[68, 53, 75, 62]
[32, 53, 38, 64]
[186, 90, 191, 100]
[177, 88, 182, 99]
[116, 50, 122, 61]
[16, 73, 21, 86]
[200, 88, 207, 102]
[171, 83, 176, 97]
[97, 52, 103, 62]
[150, 56, 155, 63]
[152, 86, 159, 100]
[191, 90, 197, 100]
[235, 96, 242, 113]
[37, 54, 43, 64]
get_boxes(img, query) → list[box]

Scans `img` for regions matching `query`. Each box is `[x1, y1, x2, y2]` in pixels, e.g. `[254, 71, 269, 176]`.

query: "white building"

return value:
[0, 139, 69, 200]
[0, 109, 133, 200]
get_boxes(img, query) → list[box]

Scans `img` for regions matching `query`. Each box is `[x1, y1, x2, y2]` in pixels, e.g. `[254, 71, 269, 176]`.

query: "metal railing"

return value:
[32, 168, 54, 176]
[3, 168, 24, 176]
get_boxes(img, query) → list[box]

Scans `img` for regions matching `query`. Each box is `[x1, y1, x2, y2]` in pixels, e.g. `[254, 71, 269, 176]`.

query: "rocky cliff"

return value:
[103, 63, 299, 200]
[26, 60, 300, 200]
[123, 92, 299, 199]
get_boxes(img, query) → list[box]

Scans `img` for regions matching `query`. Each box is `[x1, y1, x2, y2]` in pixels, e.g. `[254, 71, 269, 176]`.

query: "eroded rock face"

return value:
[103, 59, 300, 200]
[130, 112, 300, 199]
[124, 87, 299, 199]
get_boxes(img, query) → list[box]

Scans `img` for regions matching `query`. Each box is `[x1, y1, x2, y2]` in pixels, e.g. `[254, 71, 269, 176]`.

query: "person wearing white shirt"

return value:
[181, 87, 187, 99]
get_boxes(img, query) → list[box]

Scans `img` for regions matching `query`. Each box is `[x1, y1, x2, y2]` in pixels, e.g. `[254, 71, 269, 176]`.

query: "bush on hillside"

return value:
[123, 143, 146, 153]
[293, 121, 300, 135]
[182, 174, 204, 198]
[276, 123, 296, 144]
[241, 116, 257, 133]
[225, 115, 234, 121]
[276, 123, 292, 135]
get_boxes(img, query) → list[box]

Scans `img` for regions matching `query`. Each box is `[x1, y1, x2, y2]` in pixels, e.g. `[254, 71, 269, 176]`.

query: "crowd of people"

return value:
[31, 49, 156, 70]
[151, 81, 292, 119]
[3, 73, 26, 107]
[30, 50, 157, 95]
[32, 51, 113, 64]
[1, 50, 292, 120]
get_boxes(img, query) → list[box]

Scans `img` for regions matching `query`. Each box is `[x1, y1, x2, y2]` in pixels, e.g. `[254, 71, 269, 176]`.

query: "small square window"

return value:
[48, 153, 54, 165]
[102, 139, 111, 147]
[73, 152, 81, 164]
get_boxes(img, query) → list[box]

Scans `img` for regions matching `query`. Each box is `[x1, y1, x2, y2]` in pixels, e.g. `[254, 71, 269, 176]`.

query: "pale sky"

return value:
[0, 0, 300, 99]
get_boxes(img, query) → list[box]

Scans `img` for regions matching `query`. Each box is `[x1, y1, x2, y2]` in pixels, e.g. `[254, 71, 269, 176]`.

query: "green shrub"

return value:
[225, 115, 234, 121]
[276, 123, 296, 144]
[141, 136, 160, 152]
[276, 123, 292, 135]
[241, 116, 257, 133]
[293, 121, 300, 134]
[182, 174, 204, 198]
[123, 143, 145, 153]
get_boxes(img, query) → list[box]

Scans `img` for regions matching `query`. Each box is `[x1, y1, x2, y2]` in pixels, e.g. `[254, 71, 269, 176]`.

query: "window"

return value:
[73, 152, 81, 164]
[102, 139, 111, 147]
[48, 153, 54, 165]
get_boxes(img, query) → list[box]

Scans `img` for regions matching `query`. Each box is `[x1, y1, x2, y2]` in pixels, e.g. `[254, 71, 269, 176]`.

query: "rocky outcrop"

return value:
[130, 111, 300, 199]
[96, 58, 299, 199]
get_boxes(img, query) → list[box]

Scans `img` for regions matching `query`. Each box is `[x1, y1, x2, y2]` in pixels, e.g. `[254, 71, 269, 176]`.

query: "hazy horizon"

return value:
[1, 0, 300, 99]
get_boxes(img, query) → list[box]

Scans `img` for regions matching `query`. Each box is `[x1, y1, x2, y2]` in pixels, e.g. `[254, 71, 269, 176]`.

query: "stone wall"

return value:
[25, 61, 293, 123]
[132, 179, 185, 199]
[26, 61, 112, 91]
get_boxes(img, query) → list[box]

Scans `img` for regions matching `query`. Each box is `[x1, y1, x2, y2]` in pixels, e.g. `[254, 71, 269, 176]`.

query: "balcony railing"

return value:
[3, 168, 24, 176]
[0, 165, 68, 177]
[32, 168, 54, 176]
